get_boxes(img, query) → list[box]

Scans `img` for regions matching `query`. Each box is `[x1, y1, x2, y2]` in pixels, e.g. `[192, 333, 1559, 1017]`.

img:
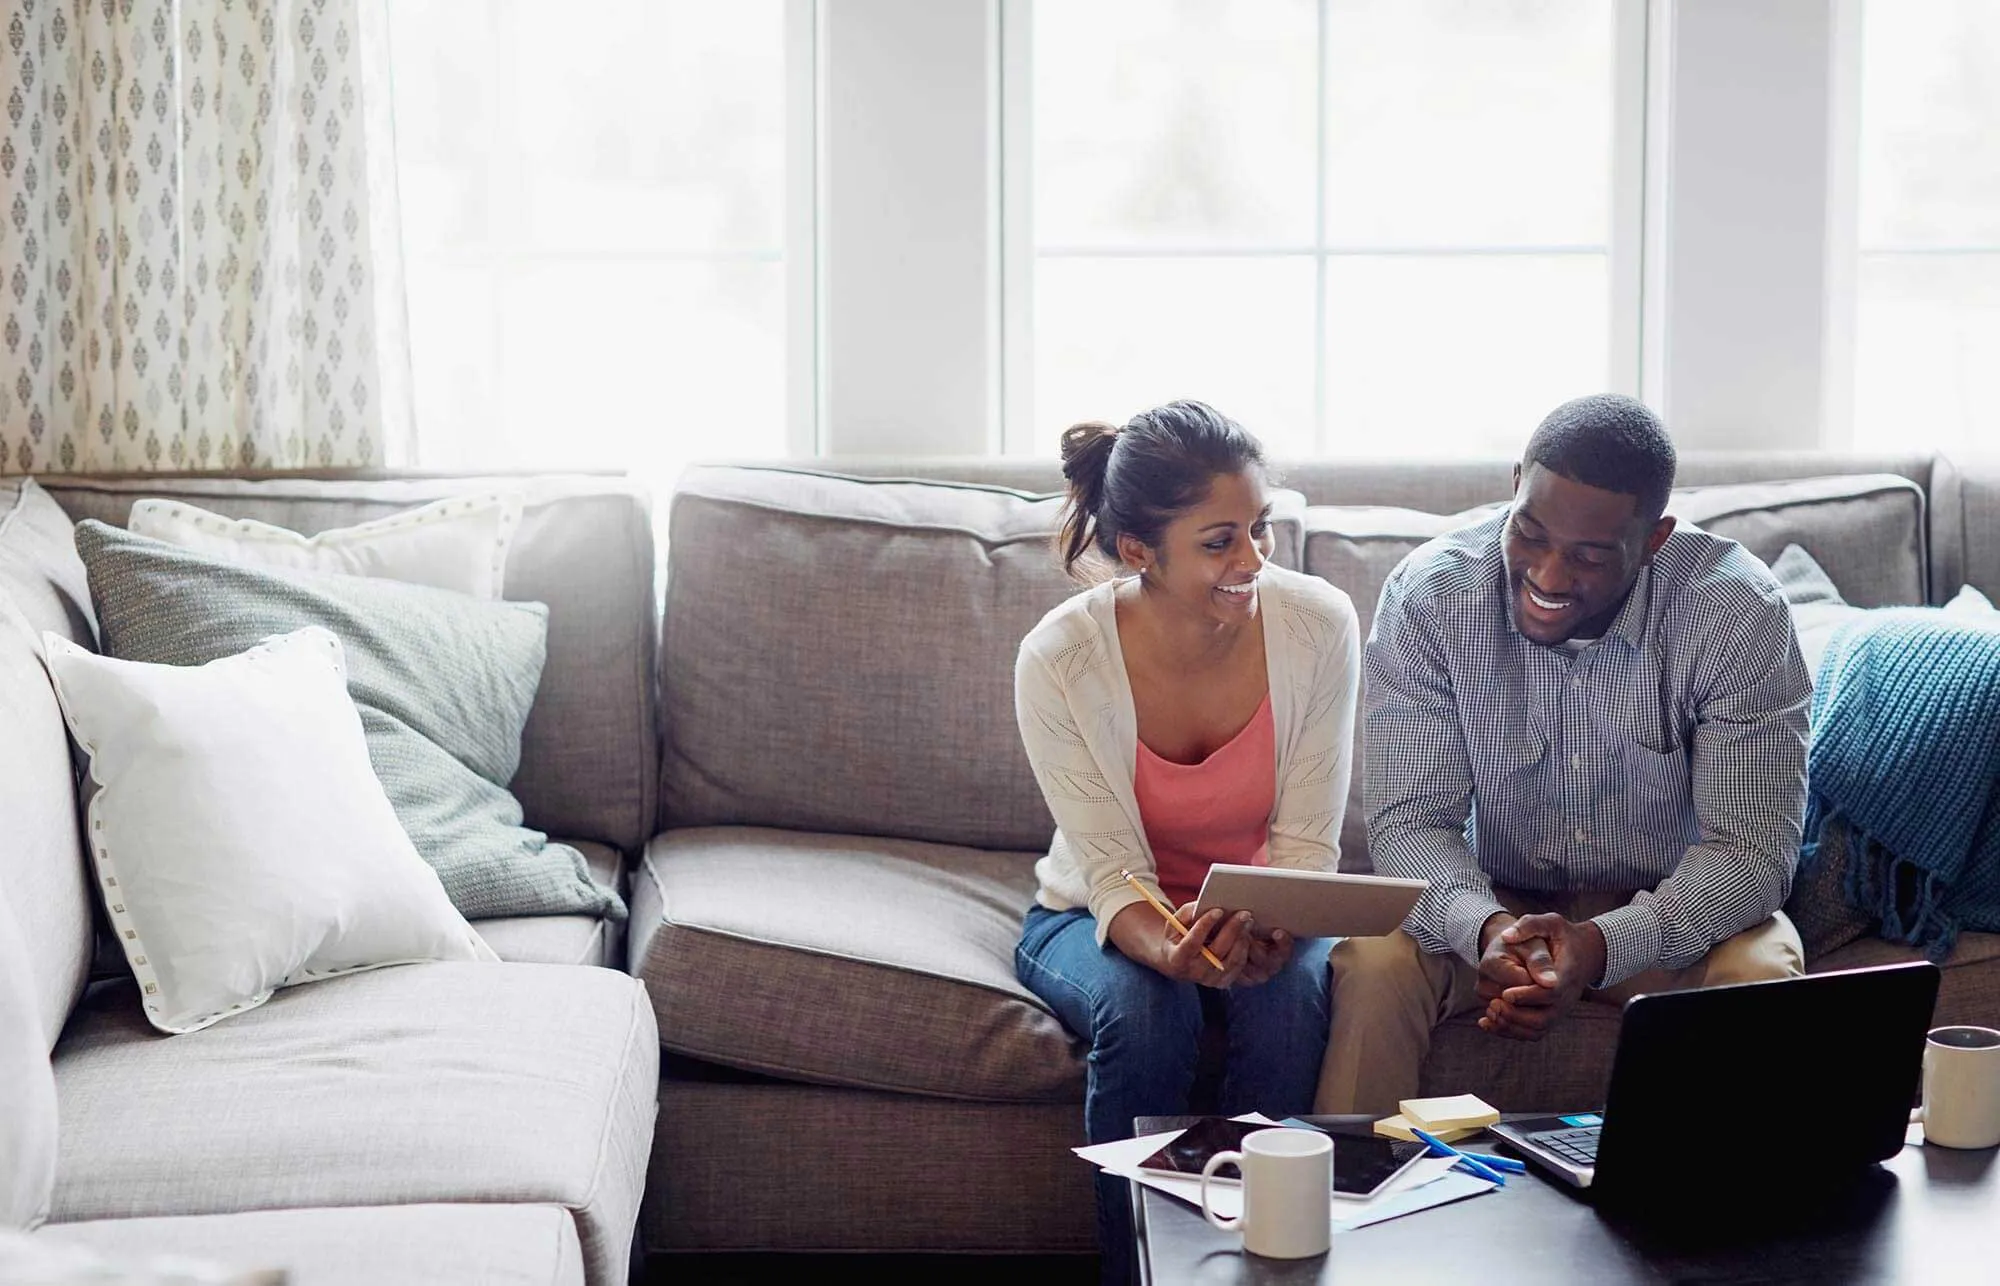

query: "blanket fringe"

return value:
[1805, 798, 1959, 963]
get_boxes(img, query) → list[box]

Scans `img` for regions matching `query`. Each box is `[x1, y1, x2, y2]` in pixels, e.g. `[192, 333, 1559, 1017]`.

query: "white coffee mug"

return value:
[1916, 1025, 2000, 1149]
[1198, 1127, 1332, 1260]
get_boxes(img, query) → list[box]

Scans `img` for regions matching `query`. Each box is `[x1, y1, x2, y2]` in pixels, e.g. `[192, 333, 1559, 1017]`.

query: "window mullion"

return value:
[1313, 0, 1331, 455]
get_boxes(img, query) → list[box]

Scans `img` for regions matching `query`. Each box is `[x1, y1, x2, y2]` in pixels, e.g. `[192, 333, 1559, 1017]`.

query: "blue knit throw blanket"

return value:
[1801, 609, 2000, 959]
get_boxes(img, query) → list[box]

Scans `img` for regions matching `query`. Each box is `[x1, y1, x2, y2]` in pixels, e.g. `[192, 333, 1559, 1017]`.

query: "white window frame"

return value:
[993, 0, 1650, 456]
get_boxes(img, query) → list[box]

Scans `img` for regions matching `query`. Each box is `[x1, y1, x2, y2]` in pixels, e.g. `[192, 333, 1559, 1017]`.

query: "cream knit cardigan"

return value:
[1014, 564, 1361, 944]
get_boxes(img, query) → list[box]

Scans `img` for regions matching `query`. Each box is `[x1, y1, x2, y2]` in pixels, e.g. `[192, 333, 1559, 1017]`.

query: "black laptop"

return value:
[1488, 961, 1940, 1199]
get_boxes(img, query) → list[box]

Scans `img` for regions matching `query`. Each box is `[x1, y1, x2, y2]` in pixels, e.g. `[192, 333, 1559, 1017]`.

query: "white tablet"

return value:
[1193, 864, 1428, 940]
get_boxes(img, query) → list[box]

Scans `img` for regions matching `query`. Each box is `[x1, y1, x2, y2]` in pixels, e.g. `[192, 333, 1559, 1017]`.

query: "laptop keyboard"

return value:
[1527, 1126, 1601, 1165]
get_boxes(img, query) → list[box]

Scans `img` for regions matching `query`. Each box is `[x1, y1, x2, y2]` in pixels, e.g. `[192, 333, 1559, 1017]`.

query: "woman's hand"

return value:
[1107, 901, 1254, 987]
[1233, 927, 1295, 987]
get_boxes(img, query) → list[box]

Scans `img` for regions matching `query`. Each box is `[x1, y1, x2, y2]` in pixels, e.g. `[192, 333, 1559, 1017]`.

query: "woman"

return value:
[1013, 400, 1360, 1282]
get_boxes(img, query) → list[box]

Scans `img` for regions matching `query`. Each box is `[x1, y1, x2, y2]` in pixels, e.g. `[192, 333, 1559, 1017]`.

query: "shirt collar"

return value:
[1601, 562, 1656, 650]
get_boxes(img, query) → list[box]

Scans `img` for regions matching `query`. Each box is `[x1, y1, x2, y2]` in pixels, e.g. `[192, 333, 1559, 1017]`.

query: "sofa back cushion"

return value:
[0, 480, 97, 646]
[659, 466, 1305, 851]
[0, 481, 95, 1048]
[1929, 454, 2000, 604]
[37, 474, 659, 853]
[1302, 472, 1927, 870]
[1669, 474, 1927, 608]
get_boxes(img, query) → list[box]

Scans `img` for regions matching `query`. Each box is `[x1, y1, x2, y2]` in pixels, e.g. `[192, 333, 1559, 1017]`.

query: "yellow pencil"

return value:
[1119, 868, 1228, 971]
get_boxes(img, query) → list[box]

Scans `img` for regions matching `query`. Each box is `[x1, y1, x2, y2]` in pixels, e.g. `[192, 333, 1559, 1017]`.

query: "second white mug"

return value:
[1198, 1127, 1332, 1260]
[1917, 1025, 2000, 1150]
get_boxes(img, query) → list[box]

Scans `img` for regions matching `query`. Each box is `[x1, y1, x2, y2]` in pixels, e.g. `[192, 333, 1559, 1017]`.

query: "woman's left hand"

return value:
[1233, 927, 1295, 987]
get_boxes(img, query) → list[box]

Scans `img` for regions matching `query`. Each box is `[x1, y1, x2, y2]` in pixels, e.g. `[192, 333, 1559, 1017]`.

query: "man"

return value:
[1316, 394, 1810, 1115]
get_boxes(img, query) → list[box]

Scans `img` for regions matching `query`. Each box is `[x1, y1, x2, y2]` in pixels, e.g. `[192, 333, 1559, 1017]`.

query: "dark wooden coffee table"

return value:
[1132, 1115, 2000, 1284]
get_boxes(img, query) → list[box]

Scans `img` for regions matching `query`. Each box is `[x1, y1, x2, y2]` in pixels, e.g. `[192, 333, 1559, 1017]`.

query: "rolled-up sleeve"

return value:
[1364, 566, 1506, 967]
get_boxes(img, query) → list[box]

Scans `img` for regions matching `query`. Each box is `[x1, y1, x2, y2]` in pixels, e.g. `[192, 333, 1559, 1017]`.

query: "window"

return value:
[385, 0, 808, 490]
[1849, 0, 2000, 454]
[1009, 0, 1632, 457]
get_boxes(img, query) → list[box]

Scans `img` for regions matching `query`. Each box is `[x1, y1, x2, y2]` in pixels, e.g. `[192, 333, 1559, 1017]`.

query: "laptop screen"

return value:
[1591, 962, 1937, 1190]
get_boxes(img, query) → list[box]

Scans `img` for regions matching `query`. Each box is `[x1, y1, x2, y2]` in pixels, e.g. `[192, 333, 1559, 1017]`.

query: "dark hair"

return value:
[1055, 400, 1267, 580]
[1523, 394, 1677, 524]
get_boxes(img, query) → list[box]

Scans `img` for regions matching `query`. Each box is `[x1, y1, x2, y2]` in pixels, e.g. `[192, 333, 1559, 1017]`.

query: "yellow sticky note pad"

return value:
[1373, 1113, 1479, 1144]
[1397, 1094, 1500, 1133]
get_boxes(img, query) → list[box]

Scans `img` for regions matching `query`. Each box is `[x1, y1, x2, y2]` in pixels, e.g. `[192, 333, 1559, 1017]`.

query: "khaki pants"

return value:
[1314, 889, 1804, 1115]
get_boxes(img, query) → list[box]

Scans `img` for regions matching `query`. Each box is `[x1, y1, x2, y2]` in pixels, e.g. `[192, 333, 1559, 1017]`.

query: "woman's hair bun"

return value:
[1059, 420, 1119, 484]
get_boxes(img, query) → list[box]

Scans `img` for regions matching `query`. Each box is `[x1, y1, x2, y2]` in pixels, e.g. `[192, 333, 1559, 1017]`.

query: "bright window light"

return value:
[1019, 0, 1620, 457]
[1851, 0, 2000, 454]
[386, 0, 793, 494]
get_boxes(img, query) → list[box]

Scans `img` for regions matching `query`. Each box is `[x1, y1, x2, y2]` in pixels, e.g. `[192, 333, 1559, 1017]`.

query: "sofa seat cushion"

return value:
[476, 841, 628, 968]
[39, 1203, 584, 1286]
[50, 962, 656, 1286]
[631, 826, 1084, 1102]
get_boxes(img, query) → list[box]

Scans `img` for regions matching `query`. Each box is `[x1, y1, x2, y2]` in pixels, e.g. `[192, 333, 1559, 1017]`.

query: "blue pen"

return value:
[1409, 1126, 1509, 1186]
[1458, 1149, 1526, 1175]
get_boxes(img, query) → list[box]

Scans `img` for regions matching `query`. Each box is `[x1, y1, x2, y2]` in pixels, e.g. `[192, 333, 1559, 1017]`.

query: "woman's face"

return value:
[1124, 468, 1275, 624]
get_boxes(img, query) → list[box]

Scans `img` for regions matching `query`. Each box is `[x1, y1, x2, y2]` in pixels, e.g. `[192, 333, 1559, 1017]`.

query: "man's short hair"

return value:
[1523, 394, 1677, 523]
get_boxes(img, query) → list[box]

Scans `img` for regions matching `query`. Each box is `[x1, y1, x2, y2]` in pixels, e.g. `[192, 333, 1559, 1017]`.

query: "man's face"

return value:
[1502, 463, 1673, 646]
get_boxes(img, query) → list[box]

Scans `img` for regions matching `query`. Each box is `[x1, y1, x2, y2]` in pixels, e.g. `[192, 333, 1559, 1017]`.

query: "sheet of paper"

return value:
[1073, 1128, 1188, 1175]
[1330, 1166, 1494, 1232]
[1070, 1112, 1285, 1175]
[1075, 1117, 1496, 1230]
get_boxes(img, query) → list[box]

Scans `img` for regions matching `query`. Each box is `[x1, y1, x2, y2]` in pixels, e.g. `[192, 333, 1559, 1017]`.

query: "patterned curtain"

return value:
[0, 0, 408, 474]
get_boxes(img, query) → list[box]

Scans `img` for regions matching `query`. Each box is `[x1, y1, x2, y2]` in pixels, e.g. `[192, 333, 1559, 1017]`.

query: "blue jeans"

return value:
[1016, 906, 1333, 1285]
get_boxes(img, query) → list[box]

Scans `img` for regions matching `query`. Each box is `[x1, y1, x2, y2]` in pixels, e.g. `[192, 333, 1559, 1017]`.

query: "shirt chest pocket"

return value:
[1587, 673, 1688, 757]
[1614, 739, 1696, 842]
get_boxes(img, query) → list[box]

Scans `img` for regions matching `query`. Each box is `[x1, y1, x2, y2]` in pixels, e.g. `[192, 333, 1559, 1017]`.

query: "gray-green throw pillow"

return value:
[73, 520, 624, 923]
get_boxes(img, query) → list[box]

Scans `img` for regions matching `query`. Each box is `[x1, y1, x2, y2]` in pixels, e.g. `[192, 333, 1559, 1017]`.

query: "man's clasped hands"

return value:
[1475, 911, 1611, 1041]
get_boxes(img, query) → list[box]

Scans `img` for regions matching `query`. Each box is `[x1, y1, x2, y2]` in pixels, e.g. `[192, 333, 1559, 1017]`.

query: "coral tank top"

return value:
[1134, 691, 1277, 910]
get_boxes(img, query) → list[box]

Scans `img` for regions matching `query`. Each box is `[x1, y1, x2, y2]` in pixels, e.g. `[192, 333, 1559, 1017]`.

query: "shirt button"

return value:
[1575, 827, 1589, 843]
[1571, 753, 1581, 770]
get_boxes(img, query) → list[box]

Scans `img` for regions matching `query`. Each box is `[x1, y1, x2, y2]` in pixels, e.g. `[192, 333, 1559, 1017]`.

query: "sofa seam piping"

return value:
[569, 978, 651, 1262]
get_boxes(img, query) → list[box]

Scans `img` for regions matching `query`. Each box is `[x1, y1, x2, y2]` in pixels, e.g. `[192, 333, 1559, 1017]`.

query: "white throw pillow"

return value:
[0, 902, 56, 1230]
[42, 627, 495, 1035]
[127, 492, 524, 599]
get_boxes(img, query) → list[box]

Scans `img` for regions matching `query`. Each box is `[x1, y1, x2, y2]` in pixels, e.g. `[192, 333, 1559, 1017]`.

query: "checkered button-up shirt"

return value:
[1364, 511, 1811, 988]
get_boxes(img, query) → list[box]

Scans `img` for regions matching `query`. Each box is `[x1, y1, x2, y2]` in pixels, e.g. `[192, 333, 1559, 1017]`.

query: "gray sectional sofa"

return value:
[4, 450, 1998, 1274]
